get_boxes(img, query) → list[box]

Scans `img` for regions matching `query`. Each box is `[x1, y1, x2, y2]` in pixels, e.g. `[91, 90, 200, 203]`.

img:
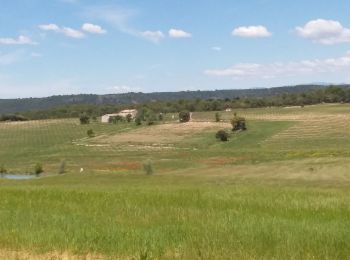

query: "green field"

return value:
[1, 104, 350, 259]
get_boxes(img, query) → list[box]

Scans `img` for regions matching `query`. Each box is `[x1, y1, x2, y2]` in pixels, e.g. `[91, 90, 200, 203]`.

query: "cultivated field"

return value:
[0, 104, 350, 259]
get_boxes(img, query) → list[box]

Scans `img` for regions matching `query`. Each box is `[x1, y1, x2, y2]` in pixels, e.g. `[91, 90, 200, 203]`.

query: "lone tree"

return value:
[34, 163, 44, 176]
[179, 111, 191, 123]
[231, 114, 247, 132]
[87, 129, 95, 138]
[215, 112, 221, 122]
[79, 114, 90, 125]
[215, 130, 229, 142]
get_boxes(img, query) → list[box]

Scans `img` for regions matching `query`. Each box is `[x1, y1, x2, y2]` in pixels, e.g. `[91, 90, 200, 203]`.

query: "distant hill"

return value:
[1, 84, 349, 114]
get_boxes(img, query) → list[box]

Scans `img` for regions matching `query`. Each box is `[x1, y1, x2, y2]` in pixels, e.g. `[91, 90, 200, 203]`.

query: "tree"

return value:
[179, 111, 191, 123]
[126, 114, 133, 123]
[34, 163, 43, 176]
[109, 115, 124, 124]
[215, 112, 221, 122]
[135, 117, 142, 126]
[216, 130, 229, 142]
[87, 129, 95, 138]
[0, 165, 7, 177]
[231, 115, 247, 132]
[58, 160, 66, 174]
[79, 114, 90, 124]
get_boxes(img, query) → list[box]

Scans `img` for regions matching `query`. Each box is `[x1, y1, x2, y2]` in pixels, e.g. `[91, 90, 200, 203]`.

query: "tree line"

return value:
[1, 86, 350, 121]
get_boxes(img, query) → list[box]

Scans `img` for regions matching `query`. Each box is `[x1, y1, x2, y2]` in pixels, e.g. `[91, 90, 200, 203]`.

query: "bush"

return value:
[179, 111, 191, 123]
[143, 160, 154, 175]
[135, 117, 142, 126]
[109, 115, 124, 124]
[87, 129, 95, 138]
[0, 114, 28, 122]
[126, 114, 133, 123]
[231, 115, 247, 132]
[0, 165, 7, 176]
[58, 160, 66, 174]
[34, 163, 43, 176]
[79, 114, 90, 124]
[158, 113, 164, 121]
[216, 130, 229, 142]
[215, 112, 221, 122]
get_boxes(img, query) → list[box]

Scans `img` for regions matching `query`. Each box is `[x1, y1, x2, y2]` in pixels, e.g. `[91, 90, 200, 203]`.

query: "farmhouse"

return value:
[101, 109, 137, 123]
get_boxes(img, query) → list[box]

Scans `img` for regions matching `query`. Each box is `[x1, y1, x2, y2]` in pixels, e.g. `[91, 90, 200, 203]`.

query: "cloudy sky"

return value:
[1, 0, 350, 98]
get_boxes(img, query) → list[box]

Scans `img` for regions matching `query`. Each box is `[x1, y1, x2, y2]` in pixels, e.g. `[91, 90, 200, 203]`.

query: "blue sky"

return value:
[1, 0, 350, 98]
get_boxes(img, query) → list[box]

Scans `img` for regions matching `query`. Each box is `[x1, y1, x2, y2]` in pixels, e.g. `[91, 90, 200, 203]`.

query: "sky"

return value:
[1, 0, 350, 98]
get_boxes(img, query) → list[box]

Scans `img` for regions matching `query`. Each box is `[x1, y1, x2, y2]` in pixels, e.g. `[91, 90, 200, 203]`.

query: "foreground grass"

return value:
[0, 172, 350, 259]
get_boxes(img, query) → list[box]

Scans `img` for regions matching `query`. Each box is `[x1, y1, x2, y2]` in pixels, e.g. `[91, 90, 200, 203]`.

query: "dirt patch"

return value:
[0, 250, 108, 260]
[97, 122, 231, 145]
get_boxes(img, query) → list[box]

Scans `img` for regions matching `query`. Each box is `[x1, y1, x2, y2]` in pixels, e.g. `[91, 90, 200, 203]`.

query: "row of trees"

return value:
[3, 86, 350, 121]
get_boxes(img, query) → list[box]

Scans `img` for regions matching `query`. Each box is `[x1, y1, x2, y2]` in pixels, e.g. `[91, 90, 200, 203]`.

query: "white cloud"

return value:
[83, 5, 164, 43]
[39, 24, 60, 32]
[39, 23, 85, 39]
[205, 52, 350, 79]
[211, 46, 222, 51]
[140, 30, 164, 43]
[82, 23, 107, 34]
[168, 29, 192, 38]
[61, 27, 85, 38]
[0, 35, 37, 45]
[295, 19, 350, 45]
[84, 6, 137, 35]
[232, 25, 272, 38]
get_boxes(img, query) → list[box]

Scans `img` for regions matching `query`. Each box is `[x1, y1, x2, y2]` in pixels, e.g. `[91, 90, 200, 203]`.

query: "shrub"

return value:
[58, 160, 66, 174]
[146, 113, 157, 125]
[87, 129, 95, 138]
[0, 114, 28, 122]
[158, 113, 164, 121]
[79, 114, 90, 124]
[34, 163, 43, 176]
[216, 130, 229, 142]
[126, 114, 133, 123]
[179, 111, 191, 123]
[109, 115, 124, 124]
[0, 165, 7, 176]
[143, 160, 154, 175]
[231, 115, 247, 132]
[215, 112, 221, 122]
[0, 165, 7, 173]
[135, 117, 142, 126]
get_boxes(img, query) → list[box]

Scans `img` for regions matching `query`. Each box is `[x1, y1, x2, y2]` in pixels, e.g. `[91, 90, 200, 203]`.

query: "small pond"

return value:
[1, 174, 36, 180]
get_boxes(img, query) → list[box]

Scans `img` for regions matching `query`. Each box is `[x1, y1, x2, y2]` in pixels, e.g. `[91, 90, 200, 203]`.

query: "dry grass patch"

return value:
[0, 250, 109, 260]
[96, 122, 230, 145]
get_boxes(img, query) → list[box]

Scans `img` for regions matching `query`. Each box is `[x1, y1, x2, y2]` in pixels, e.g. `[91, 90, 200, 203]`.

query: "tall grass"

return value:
[0, 174, 349, 258]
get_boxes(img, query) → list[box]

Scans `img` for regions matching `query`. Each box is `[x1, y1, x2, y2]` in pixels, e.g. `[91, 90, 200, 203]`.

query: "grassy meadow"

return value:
[0, 104, 350, 259]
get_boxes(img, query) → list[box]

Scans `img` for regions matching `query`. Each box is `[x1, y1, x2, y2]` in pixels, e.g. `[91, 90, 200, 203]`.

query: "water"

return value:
[1, 174, 36, 180]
